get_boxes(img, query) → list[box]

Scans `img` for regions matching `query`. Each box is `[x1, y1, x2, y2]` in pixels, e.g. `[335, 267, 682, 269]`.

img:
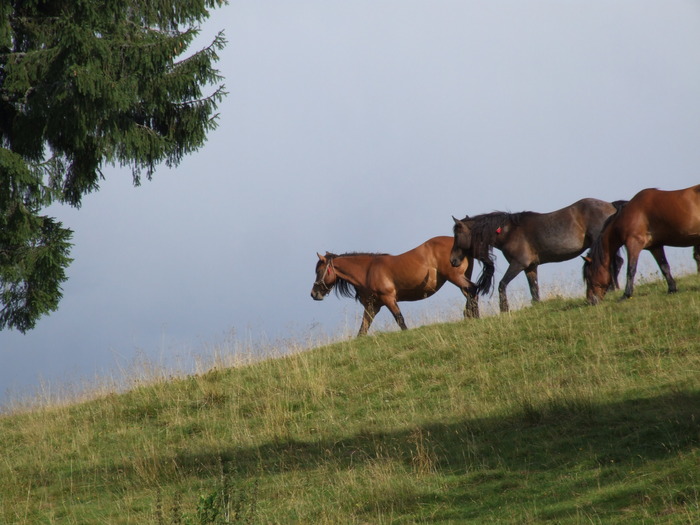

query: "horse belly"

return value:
[396, 290, 438, 302]
[533, 233, 587, 263]
[541, 246, 586, 263]
[395, 270, 443, 302]
[650, 232, 700, 248]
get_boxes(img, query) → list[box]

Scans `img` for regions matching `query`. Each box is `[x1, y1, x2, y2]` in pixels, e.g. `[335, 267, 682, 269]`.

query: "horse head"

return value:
[452, 216, 496, 296]
[581, 253, 610, 305]
[311, 252, 337, 300]
[450, 216, 472, 267]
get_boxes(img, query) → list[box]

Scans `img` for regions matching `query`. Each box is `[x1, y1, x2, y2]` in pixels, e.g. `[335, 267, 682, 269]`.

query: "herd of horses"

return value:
[311, 184, 700, 336]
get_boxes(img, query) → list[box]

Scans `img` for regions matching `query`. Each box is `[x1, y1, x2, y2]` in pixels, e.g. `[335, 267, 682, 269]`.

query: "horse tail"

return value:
[475, 251, 496, 296]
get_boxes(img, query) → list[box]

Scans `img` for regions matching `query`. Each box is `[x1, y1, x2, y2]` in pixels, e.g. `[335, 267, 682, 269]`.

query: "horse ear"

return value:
[581, 256, 592, 263]
[452, 215, 468, 233]
[317, 252, 326, 262]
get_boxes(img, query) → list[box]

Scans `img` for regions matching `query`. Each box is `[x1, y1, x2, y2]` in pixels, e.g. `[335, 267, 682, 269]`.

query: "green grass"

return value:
[1, 275, 700, 523]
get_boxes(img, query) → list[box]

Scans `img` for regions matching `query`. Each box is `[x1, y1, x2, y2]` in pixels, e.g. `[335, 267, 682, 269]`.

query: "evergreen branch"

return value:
[171, 84, 227, 108]
[133, 123, 163, 136]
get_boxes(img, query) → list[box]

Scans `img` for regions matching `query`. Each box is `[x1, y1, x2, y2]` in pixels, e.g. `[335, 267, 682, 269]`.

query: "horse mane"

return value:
[474, 257, 496, 296]
[337, 251, 389, 257]
[469, 211, 534, 253]
[334, 277, 358, 301]
[326, 252, 389, 302]
[461, 211, 535, 296]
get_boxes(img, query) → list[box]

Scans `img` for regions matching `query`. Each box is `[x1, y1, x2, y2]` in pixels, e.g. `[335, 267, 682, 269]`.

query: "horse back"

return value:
[513, 199, 616, 260]
[615, 185, 700, 245]
[369, 237, 468, 298]
[390, 236, 453, 264]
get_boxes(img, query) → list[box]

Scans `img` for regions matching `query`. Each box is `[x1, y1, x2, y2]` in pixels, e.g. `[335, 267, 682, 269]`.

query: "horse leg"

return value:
[451, 270, 479, 319]
[499, 263, 525, 313]
[358, 300, 380, 337]
[622, 247, 641, 300]
[464, 259, 479, 319]
[385, 299, 408, 331]
[611, 252, 624, 290]
[649, 246, 677, 294]
[465, 293, 480, 319]
[524, 265, 539, 304]
[694, 245, 700, 274]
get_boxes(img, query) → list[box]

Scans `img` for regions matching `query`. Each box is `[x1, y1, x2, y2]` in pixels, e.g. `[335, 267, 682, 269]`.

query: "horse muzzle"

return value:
[586, 288, 604, 306]
[311, 289, 327, 301]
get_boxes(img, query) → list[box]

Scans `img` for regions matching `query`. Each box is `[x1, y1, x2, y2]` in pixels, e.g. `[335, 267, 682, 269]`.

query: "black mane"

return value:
[337, 251, 389, 257]
[459, 211, 535, 296]
[470, 211, 534, 248]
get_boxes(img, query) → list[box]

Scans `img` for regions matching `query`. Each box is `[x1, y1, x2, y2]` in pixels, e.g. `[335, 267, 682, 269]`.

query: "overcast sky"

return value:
[2, 1, 699, 407]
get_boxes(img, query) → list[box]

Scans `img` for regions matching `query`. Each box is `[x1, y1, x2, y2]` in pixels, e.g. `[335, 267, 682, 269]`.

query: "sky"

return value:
[2, 0, 700, 407]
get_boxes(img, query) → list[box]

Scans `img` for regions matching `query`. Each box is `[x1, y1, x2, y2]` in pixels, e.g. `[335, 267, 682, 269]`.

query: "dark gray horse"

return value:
[451, 198, 626, 312]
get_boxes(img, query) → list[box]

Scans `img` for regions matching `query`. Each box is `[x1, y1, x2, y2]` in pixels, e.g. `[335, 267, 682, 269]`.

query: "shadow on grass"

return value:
[150, 389, 699, 521]
[173, 389, 699, 476]
[53, 355, 695, 521]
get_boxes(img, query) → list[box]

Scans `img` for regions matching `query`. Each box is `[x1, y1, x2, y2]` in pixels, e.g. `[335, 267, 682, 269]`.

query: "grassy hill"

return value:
[1, 275, 699, 524]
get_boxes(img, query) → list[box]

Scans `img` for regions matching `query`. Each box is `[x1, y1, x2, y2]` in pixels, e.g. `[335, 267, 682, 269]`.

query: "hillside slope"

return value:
[1, 275, 699, 523]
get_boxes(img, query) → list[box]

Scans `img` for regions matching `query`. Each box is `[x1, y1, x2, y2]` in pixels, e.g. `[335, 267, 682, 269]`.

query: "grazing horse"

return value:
[311, 236, 478, 336]
[451, 198, 626, 312]
[583, 185, 700, 304]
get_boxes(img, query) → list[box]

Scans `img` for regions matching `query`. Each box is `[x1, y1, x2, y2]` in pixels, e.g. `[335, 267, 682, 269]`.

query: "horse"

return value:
[311, 236, 478, 336]
[583, 185, 700, 304]
[451, 198, 627, 313]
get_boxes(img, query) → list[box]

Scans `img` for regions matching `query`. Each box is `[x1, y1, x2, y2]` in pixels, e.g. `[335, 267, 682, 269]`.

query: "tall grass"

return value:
[1, 274, 699, 523]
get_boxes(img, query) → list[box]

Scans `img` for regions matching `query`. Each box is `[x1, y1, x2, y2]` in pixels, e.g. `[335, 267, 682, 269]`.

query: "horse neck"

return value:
[592, 221, 622, 268]
[471, 213, 510, 253]
[331, 255, 373, 287]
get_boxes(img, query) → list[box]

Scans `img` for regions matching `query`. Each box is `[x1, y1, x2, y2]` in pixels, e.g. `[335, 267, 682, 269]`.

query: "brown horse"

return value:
[451, 198, 626, 312]
[311, 236, 478, 336]
[583, 185, 700, 304]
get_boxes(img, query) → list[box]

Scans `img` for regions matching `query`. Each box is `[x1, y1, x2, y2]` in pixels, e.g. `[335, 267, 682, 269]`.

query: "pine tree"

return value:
[0, 0, 227, 331]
